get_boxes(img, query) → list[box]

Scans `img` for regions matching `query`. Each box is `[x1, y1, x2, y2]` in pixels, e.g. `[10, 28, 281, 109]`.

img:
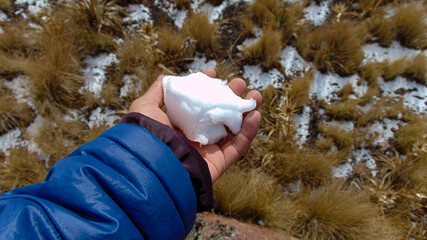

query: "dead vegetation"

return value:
[243, 28, 282, 69]
[0, 1, 426, 239]
[297, 22, 366, 76]
[183, 13, 216, 54]
[0, 0, 11, 11]
[0, 93, 35, 134]
[0, 148, 48, 193]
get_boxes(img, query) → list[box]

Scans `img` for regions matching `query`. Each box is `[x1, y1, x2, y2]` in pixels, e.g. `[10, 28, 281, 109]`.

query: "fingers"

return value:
[228, 78, 246, 96]
[245, 90, 262, 110]
[202, 68, 216, 78]
[220, 110, 261, 170]
[138, 74, 165, 108]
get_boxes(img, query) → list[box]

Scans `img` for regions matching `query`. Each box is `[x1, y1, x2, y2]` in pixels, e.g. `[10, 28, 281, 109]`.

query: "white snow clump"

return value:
[163, 72, 256, 145]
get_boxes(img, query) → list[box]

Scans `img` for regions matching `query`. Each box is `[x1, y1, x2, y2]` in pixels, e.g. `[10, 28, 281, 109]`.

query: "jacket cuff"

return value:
[121, 112, 215, 212]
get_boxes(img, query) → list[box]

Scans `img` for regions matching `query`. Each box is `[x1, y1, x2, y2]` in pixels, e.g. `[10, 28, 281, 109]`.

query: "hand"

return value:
[129, 68, 262, 183]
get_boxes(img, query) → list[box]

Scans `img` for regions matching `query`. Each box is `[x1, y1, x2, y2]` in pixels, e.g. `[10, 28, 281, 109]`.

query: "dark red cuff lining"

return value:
[120, 112, 215, 212]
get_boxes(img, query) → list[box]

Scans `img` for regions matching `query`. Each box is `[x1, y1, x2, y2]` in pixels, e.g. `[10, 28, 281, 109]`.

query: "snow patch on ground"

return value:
[81, 53, 118, 98]
[25, 115, 50, 161]
[280, 46, 311, 77]
[86, 108, 120, 129]
[154, 0, 188, 29]
[16, 0, 49, 15]
[363, 42, 422, 64]
[332, 162, 353, 178]
[293, 105, 311, 147]
[4, 75, 36, 110]
[0, 11, 7, 21]
[120, 74, 140, 98]
[369, 119, 402, 145]
[243, 65, 284, 89]
[379, 76, 427, 112]
[353, 148, 376, 169]
[310, 71, 366, 104]
[0, 129, 27, 156]
[188, 56, 217, 73]
[124, 4, 152, 25]
[303, 0, 331, 26]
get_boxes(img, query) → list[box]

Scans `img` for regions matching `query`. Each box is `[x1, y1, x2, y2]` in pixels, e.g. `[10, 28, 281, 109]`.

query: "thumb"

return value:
[140, 74, 165, 108]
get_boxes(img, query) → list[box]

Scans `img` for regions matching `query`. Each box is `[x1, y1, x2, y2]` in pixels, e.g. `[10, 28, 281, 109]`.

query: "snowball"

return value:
[163, 72, 256, 145]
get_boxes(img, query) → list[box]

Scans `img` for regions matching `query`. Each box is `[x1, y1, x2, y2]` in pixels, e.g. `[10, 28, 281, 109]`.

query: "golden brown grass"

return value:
[243, 28, 282, 69]
[0, 0, 11, 11]
[214, 167, 287, 222]
[33, 118, 110, 167]
[382, 58, 407, 81]
[183, 13, 216, 54]
[395, 115, 427, 154]
[249, 0, 303, 44]
[369, 8, 396, 47]
[215, 61, 238, 81]
[298, 22, 366, 76]
[262, 149, 335, 188]
[404, 54, 427, 85]
[0, 148, 48, 194]
[0, 94, 35, 134]
[117, 33, 152, 74]
[357, 97, 405, 127]
[323, 99, 359, 120]
[172, 0, 191, 10]
[157, 26, 187, 57]
[318, 122, 354, 150]
[359, 61, 384, 86]
[337, 83, 354, 101]
[284, 182, 380, 240]
[72, 0, 123, 34]
[0, 21, 37, 55]
[287, 73, 313, 110]
[392, 3, 427, 49]
[26, 41, 83, 117]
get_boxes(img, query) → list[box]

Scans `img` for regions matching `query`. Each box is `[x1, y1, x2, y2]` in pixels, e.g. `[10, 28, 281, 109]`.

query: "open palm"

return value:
[129, 68, 262, 183]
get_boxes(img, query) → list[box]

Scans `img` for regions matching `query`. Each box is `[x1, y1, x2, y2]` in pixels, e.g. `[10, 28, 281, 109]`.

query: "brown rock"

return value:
[186, 212, 297, 240]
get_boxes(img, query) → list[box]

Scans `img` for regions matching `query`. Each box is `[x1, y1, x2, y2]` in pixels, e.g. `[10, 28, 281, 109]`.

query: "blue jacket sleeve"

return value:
[0, 123, 197, 240]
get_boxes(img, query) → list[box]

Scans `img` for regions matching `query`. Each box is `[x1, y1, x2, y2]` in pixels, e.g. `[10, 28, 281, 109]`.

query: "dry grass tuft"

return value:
[404, 54, 427, 85]
[357, 97, 405, 127]
[26, 41, 83, 117]
[0, 94, 35, 134]
[117, 33, 152, 74]
[0, 21, 38, 56]
[73, 0, 123, 34]
[34, 118, 110, 167]
[359, 61, 384, 86]
[172, 0, 191, 10]
[214, 167, 287, 223]
[249, 0, 303, 44]
[262, 149, 334, 188]
[215, 61, 238, 81]
[337, 83, 354, 101]
[243, 28, 282, 69]
[287, 73, 313, 110]
[0, 148, 48, 194]
[395, 115, 427, 154]
[369, 8, 396, 47]
[0, 0, 11, 11]
[323, 99, 359, 120]
[284, 182, 380, 240]
[392, 3, 427, 49]
[298, 22, 366, 76]
[183, 13, 216, 53]
[157, 26, 187, 57]
[318, 122, 354, 150]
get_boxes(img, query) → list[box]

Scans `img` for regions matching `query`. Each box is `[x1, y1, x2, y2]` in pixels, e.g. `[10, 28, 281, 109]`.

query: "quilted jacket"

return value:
[0, 113, 214, 240]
